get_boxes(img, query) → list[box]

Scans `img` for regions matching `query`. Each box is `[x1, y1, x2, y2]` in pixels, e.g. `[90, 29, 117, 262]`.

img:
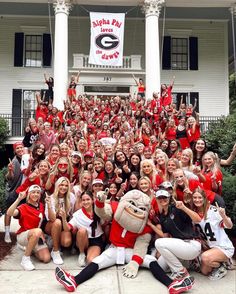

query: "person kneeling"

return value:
[7, 185, 50, 271]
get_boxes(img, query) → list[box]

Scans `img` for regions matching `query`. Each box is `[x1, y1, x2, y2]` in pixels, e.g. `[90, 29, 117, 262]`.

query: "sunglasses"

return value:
[58, 163, 68, 168]
[157, 196, 169, 200]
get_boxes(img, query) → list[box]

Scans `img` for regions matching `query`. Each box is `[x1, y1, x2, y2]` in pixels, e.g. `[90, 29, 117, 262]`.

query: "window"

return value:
[162, 36, 198, 71]
[171, 38, 188, 70]
[25, 35, 42, 67]
[14, 32, 52, 67]
[23, 90, 37, 119]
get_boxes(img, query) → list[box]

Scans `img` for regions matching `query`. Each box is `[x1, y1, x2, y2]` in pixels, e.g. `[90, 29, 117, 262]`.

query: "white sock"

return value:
[5, 226, 10, 234]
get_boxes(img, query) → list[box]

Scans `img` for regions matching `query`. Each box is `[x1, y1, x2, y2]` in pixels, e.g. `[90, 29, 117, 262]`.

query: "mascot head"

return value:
[114, 190, 151, 234]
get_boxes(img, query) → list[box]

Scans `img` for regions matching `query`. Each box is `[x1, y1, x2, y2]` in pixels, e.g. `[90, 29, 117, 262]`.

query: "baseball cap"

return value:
[92, 179, 104, 186]
[28, 185, 41, 193]
[84, 150, 95, 158]
[13, 142, 23, 150]
[155, 189, 170, 198]
[71, 151, 82, 158]
[159, 181, 173, 189]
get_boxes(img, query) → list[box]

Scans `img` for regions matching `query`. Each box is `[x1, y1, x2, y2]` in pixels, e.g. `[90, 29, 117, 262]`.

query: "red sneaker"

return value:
[168, 276, 194, 294]
[55, 267, 77, 292]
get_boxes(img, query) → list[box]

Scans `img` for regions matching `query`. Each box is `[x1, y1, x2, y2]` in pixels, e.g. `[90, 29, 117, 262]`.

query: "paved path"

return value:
[0, 216, 235, 294]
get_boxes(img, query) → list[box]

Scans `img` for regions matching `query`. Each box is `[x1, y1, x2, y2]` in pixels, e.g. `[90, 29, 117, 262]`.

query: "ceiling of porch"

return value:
[0, 0, 235, 8]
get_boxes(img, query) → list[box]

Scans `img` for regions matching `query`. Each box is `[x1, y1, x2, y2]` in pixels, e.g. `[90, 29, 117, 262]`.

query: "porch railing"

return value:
[72, 54, 142, 70]
[0, 113, 222, 138]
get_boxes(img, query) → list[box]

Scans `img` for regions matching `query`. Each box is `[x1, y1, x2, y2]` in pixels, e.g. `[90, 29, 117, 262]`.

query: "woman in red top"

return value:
[160, 76, 175, 106]
[200, 152, 223, 195]
[140, 159, 163, 191]
[164, 118, 177, 141]
[45, 157, 73, 193]
[46, 144, 60, 167]
[7, 185, 50, 271]
[16, 160, 50, 196]
[186, 114, 201, 148]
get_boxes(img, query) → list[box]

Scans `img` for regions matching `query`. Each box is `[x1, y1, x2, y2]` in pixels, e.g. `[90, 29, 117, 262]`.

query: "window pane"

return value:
[171, 37, 188, 70]
[24, 35, 42, 67]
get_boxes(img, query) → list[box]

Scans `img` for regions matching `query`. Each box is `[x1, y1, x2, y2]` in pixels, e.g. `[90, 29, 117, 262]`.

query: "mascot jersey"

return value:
[96, 200, 152, 248]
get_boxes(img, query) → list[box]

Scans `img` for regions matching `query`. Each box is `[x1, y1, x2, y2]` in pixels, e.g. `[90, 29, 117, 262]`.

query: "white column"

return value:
[143, 0, 164, 100]
[53, 0, 71, 110]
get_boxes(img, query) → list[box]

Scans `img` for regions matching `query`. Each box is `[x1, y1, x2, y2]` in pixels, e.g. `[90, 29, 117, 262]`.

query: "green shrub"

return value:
[0, 117, 9, 150]
[204, 114, 236, 174]
[0, 167, 7, 214]
[222, 174, 236, 235]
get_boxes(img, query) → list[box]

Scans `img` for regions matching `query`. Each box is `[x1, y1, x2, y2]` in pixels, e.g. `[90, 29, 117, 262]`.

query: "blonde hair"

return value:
[53, 177, 71, 215]
[140, 159, 159, 189]
[202, 151, 220, 174]
[53, 156, 73, 182]
[79, 170, 92, 191]
[180, 148, 194, 171]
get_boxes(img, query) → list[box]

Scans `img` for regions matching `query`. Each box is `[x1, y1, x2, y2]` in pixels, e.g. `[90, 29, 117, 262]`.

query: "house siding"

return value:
[0, 16, 229, 117]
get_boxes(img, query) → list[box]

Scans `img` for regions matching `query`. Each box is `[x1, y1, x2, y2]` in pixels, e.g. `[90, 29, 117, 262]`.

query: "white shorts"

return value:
[17, 230, 48, 252]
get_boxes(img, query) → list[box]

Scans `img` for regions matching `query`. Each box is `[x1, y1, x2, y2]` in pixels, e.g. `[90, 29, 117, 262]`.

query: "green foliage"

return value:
[222, 174, 236, 233]
[0, 117, 9, 150]
[0, 167, 7, 214]
[204, 113, 236, 174]
[229, 73, 236, 114]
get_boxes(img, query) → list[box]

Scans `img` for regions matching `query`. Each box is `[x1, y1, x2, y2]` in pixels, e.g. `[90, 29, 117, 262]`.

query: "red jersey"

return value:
[107, 201, 152, 248]
[15, 203, 44, 234]
[200, 169, 223, 195]
[187, 124, 201, 143]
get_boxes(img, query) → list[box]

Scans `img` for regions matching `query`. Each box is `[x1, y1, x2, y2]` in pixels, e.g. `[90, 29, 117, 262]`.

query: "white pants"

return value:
[93, 244, 156, 270]
[155, 238, 201, 272]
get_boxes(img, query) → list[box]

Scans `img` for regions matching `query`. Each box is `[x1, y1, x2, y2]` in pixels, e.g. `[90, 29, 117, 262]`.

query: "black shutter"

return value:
[43, 34, 52, 67]
[162, 36, 171, 70]
[189, 37, 198, 70]
[190, 92, 199, 113]
[14, 33, 24, 67]
[12, 89, 22, 136]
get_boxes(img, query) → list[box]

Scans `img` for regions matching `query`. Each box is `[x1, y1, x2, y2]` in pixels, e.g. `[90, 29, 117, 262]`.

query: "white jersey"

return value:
[197, 205, 234, 253]
[45, 192, 76, 221]
[69, 208, 103, 239]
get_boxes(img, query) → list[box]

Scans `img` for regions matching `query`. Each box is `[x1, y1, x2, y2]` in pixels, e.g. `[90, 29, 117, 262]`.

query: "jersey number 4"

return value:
[196, 223, 217, 242]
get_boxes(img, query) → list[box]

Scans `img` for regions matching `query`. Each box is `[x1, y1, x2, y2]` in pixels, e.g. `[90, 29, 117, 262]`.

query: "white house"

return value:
[0, 0, 235, 140]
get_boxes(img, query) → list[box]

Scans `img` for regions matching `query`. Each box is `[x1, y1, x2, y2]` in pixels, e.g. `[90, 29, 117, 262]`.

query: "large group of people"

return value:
[4, 75, 236, 293]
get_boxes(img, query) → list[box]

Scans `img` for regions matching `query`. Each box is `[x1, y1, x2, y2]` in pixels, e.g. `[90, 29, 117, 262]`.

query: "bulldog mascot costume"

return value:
[55, 190, 193, 294]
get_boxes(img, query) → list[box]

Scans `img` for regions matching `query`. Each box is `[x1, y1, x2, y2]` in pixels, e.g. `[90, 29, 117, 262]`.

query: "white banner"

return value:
[89, 12, 125, 67]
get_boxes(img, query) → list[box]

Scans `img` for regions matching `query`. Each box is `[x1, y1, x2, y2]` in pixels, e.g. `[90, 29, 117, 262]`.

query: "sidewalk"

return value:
[0, 215, 235, 294]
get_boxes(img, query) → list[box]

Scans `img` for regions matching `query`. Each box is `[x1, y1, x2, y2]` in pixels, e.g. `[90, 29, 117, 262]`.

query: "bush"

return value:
[222, 174, 236, 235]
[0, 117, 9, 150]
[0, 167, 7, 214]
[204, 113, 236, 174]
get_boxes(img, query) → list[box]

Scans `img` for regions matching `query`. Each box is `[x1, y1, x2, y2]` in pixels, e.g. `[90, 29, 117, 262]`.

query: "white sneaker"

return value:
[51, 250, 64, 265]
[4, 233, 12, 243]
[21, 256, 35, 271]
[78, 253, 86, 267]
[208, 265, 227, 280]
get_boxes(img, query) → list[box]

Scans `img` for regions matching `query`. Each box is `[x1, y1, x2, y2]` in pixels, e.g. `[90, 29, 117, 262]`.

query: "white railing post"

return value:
[130, 55, 142, 70]
[73, 53, 85, 68]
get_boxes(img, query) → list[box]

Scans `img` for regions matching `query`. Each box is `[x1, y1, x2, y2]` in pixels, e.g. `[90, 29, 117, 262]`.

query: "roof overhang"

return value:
[0, 0, 235, 8]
